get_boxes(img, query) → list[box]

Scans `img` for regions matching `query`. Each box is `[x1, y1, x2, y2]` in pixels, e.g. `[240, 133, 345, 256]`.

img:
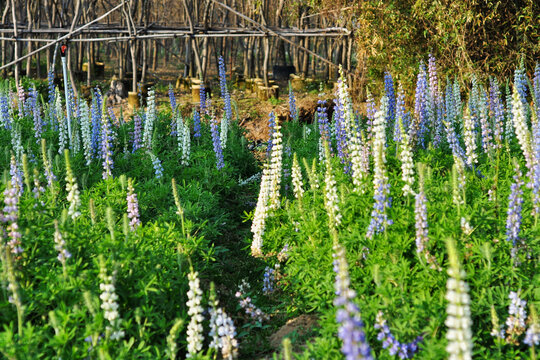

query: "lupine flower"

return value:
[91, 88, 102, 157]
[168, 84, 177, 136]
[399, 119, 415, 196]
[531, 118, 540, 217]
[524, 321, 540, 347]
[79, 100, 93, 164]
[99, 262, 125, 341]
[412, 62, 428, 148]
[210, 112, 225, 170]
[428, 54, 443, 148]
[505, 83, 514, 140]
[47, 69, 56, 110]
[288, 83, 297, 122]
[53, 220, 71, 267]
[333, 243, 373, 360]
[0, 93, 11, 129]
[186, 270, 204, 357]
[534, 63, 540, 112]
[64, 150, 81, 219]
[303, 157, 320, 191]
[193, 109, 201, 138]
[375, 311, 423, 359]
[463, 108, 478, 166]
[218, 56, 232, 122]
[325, 151, 342, 228]
[32, 168, 45, 203]
[1, 246, 23, 316]
[126, 178, 141, 230]
[393, 84, 407, 143]
[366, 90, 376, 141]
[514, 59, 529, 110]
[334, 71, 352, 173]
[221, 114, 229, 149]
[177, 114, 190, 166]
[209, 305, 238, 359]
[235, 280, 269, 322]
[149, 152, 164, 179]
[452, 158, 467, 207]
[132, 114, 142, 152]
[251, 164, 272, 257]
[16, 82, 25, 116]
[101, 107, 114, 179]
[511, 87, 533, 173]
[506, 164, 524, 262]
[3, 184, 22, 255]
[10, 155, 23, 197]
[367, 104, 392, 238]
[478, 88, 493, 154]
[268, 116, 283, 209]
[414, 178, 441, 271]
[266, 111, 276, 159]
[200, 83, 206, 113]
[453, 78, 462, 119]
[384, 72, 396, 124]
[291, 153, 304, 199]
[505, 291, 528, 343]
[56, 89, 68, 153]
[277, 244, 289, 262]
[41, 139, 56, 188]
[262, 266, 276, 295]
[143, 89, 156, 149]
[445, 238, 473, 360]
[317, 100, 332, 159]
[489, 77, 505, 149]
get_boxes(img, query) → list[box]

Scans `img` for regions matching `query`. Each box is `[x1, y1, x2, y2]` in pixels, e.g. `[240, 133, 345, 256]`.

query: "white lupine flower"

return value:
[176, 111, 185, 154]
[56, 90, 68, 154]
[80, 101, 93, 165]
[463, 109, 477, 166]
[268, 120, 283, 209]
[291, 153, 304, 199]
[399, 121, 415, 196]
[251, 164, 271, 256]
[99, 265, 124, 341]
[511, 87, 533, 172]
[143, 89, 156, 150]
[350, 133, 367, 193]
[209, 306, 238, 359]
[186, 270, 204, 357]
[221, 115, 229, 149]
[324, 156, 342, 228]
[445, 239, 473, 360]
[182, 121, 190, 166]
[64, 151, 81, 219]
[452, 157, 467, 207]
[54, 220, 71, 267]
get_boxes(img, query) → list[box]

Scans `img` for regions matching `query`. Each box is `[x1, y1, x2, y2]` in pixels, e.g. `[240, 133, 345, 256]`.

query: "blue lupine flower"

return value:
[210, 113, 225, 170]
[0, 94, 11, 129]
[28, 88, 43, 142]
[366, 90, 376, 141]
[333, 243, 373, 360]
[218, 56, 232, 122]
[506, 165, 524, 260]
[47, 69, 56, 108]
[366, 175, 393, 238]
[289, 83, 297, 122]
[149, 152, 164, 179]
[262, 266, 276, 294]
[193, 108, 201, 138]
[384, 72, 395, 123]
[91, 88, 103, 158]
[531, 119, 540, 217]
[169, 84, 177, 136]
[514, 59, 529, 109]
[479, 88, 492, 153]
[317, 100, 331, 149]
[266, 111, 276, 159]
[375, 311, 423, 359]
[453, 77, 462, 120]
[132, 114, 142, 152]
[200, 83, 206, 113]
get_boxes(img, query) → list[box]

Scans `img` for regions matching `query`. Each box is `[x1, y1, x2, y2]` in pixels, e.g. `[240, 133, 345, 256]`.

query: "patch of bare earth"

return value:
[268, 314, 319, 350]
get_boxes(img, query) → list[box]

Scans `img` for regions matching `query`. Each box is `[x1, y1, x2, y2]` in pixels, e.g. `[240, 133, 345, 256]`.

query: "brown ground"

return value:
[268, 314, 319, 350]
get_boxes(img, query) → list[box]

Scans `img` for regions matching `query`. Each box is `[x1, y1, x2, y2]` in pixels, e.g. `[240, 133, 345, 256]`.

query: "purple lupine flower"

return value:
[334, 88, 351, 173]
[0, 94, 11, 130]
[3, 184, 22, 254]
[489, 77, 505, 148]
[375, 311, 423, 359]
[16, 83, 25, 117]
[101, 107, 114, 179]
[169, 84, 177, 136]
[506, 165, 524, 261]
[47, 69, 56, 108]
[193, 109, 201, 138]
[132, 114, 142, 152]
[288, 83, 297, 122]
[412, 61, 428, 148]
[428, 55, 444, 148]
[210, 112, 225, 170]
[366, 175, 393, 238]
[266, 111, 276, 159]
[384, 72, 396, 123]
[218, 56, 232, 122]
[91, 88, 103, 157]
[444, 117, 467, 164]
[445, 79, 456, 125]
[29, 88, 43, 143]
[333, 243, 373, 360]
[479, 88, 493, 153]
[127, 179, 141, 230]
[393, 84, 406, 143]
[10, 155, 23, 196]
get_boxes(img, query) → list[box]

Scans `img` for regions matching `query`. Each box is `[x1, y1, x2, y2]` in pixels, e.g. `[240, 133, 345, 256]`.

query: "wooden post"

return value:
[10, 0, 19, 84]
